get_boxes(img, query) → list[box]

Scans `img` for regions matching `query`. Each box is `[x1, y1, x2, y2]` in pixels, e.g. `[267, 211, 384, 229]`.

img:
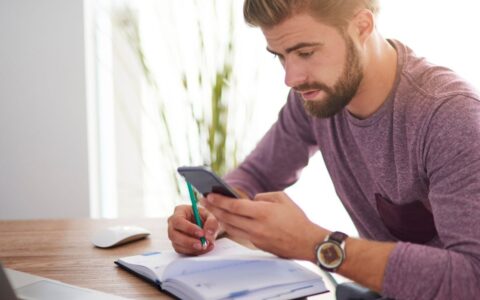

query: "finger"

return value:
[204, 202, 262, 237]
[196, 206, 220, 242]
[221, 222, 251, 241]
[168, 223, 204, 248]
[170, 209, 206, 235]
[173, 204, 194, 219]
[175, 204, 213, 227]
[202, 199, 236, 222]
[170, 205, 202, 229]
[197, 206, 214, 224]
[202, 214, 219, 241]
[168, 216, 206, 249]
[200, 193, 246, 207]
[172, 240, 214, 255]
[172, 242, 200, 255]
[204, 193, 255, 217]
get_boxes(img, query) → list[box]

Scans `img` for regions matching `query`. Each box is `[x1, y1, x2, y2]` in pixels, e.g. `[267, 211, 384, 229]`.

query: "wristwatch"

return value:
[315, 231, 348, 272]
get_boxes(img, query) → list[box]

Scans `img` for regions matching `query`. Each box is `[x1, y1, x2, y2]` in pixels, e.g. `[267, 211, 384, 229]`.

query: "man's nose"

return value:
[284, 60, 307, 88]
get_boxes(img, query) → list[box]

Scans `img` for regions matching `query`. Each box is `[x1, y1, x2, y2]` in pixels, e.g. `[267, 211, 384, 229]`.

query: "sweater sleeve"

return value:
[224, 90, 318, 198]
[382, 95, 480, 299]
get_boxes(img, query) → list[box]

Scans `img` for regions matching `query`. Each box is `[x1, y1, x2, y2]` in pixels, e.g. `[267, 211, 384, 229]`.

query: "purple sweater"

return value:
[224, 40, 480, 299]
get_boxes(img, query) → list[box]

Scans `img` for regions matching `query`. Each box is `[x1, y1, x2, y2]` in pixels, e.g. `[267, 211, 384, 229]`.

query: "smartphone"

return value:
[177, 166, 240, 198]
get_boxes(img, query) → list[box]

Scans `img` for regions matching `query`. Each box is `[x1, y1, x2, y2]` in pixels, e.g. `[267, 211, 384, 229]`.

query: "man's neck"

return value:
[346, 35, 398, 120]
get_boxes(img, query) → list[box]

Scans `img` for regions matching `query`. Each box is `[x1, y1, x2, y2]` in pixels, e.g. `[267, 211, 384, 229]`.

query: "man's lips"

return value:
[299, 90, 321, 101]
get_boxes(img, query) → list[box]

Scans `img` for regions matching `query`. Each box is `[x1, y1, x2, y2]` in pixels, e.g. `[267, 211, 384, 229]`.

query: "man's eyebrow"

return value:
[286, 42, 322, 53]
[266, 42, 322, 56]
[266, 47, 279, 56]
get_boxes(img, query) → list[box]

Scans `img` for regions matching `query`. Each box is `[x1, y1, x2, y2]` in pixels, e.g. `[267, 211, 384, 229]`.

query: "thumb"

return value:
[198, 205, 212, 221]
[199, 207, 219, 239]
[254, 191, 289, 204]
[203, 214, 220, 241]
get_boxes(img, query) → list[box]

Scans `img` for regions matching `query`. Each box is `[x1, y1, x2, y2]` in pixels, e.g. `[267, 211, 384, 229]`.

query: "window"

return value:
[88, 1, 479, 238]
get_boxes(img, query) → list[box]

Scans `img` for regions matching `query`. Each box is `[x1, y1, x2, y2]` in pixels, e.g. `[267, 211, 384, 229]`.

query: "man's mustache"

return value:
[294, 82, 333, 95]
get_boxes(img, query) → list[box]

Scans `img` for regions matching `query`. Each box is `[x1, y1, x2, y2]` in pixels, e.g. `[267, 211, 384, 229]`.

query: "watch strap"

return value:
[328, 231, 348, 244]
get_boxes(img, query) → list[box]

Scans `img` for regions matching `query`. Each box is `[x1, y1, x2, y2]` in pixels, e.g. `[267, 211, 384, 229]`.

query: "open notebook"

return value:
[115, 238, 328, 300]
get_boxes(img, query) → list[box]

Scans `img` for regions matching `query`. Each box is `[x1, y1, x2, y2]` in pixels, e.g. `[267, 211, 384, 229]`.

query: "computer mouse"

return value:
[91, 225, 151, 248]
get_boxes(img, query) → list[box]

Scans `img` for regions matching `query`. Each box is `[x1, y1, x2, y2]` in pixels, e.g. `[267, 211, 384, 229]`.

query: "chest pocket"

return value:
[375, 193, 437, 243]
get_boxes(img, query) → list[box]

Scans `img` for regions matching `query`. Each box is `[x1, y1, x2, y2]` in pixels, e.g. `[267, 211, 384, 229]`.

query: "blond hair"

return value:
[244, 0, 379, 29]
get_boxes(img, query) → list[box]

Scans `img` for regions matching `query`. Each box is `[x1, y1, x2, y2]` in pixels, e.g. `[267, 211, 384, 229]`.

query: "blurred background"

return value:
[1, 0, 479, 238]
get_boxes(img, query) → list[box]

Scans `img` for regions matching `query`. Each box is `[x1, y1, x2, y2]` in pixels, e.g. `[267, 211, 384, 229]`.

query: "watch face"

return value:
[317, 242, 343, 269]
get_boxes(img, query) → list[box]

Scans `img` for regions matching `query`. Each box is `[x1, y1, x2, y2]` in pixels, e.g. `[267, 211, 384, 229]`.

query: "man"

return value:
[168, 1, 480, 299]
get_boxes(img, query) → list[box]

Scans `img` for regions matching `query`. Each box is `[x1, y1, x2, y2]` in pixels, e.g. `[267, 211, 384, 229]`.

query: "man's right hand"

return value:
[167, 204, 220, 255]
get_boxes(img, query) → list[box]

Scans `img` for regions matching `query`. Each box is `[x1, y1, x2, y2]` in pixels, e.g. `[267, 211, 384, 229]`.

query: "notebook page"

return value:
[161, 239, 276, 280]
[117, 239, 274, 282]
[163, 259, 325, 300]
[117, 250, 180, 281]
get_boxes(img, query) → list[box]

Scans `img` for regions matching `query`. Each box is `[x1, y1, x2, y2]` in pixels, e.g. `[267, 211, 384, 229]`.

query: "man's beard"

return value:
[298, 36, 364, 119]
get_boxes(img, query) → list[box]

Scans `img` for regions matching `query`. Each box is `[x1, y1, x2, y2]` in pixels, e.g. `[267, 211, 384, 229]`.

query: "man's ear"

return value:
[351, 9, 375, 44]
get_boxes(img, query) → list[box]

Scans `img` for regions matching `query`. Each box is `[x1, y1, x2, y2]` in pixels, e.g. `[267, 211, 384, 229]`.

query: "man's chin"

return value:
[303, 99, 344, 119]
[304, 103, 329, 118]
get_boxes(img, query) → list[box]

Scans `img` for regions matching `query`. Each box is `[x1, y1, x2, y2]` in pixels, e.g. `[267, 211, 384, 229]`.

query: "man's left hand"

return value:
[201, 191, 329, 261]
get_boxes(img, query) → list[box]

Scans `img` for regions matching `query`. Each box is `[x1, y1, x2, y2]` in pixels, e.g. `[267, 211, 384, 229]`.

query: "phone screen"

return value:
[177, 166, 240, 198]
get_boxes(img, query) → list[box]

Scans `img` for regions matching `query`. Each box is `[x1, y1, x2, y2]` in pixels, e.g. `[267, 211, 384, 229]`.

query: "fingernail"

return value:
[206, 230, 215, 236]
[195, 231, 204, 237]
[207, 194, 213, 202]
[202, 241, 209, 249]
[193, 242, 202, 250]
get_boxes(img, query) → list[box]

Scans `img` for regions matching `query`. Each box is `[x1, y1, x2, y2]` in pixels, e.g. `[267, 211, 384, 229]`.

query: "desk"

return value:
[0, 218, 335, 299]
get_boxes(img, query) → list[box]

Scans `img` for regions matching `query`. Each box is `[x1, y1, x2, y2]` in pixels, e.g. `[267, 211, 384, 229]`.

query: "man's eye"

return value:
[298, 51, 314, 58]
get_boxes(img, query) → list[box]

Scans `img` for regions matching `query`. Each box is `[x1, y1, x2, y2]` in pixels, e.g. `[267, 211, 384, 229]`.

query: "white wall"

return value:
[0, 0, 91, 219]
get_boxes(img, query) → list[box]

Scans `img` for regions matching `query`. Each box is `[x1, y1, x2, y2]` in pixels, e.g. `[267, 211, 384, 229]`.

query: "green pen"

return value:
[186, 182, 207, 248]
